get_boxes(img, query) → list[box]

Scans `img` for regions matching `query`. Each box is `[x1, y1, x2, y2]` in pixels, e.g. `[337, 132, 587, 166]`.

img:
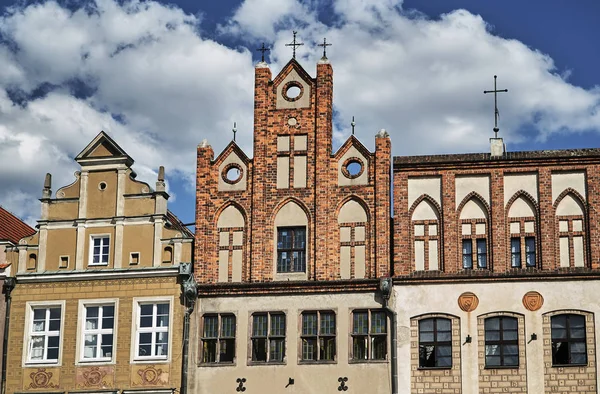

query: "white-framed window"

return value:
[90, 235, 110, 265]
[25, 302, 65, 365]
[133, 299, 171, 361]
[80, 303, 116, 362]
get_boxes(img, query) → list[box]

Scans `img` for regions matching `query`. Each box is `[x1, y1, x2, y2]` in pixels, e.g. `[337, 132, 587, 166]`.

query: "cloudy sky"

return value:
[0, 0, 598, 225]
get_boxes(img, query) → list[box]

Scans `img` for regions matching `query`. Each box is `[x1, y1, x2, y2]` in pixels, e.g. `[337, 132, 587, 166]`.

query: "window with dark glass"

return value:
[525, 237, 536, 267]
[484, 316, 519, 367]
[277, 227, 306, 273]
[476, 239, 487, 268]
[300, 311, 336, 362]
[419, 318, 452, 368]
[462, 239, 473, 269]
[251, 312, 285, 363]
[511, 238, 521, 268]
[201, 314, 235, 363]
[551, 314, 587, 365]
[351, 310, 387, 361]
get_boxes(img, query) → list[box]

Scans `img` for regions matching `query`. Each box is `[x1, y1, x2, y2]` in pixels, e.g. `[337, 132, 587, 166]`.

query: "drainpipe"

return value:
[379, 277, 397, 394]
[1, 277, 16, 394]
[180, 265, 198, 394]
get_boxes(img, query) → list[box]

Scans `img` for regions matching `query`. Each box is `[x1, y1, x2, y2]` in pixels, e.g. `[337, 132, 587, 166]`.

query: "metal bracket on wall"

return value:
[338, 377, 348, 391]
[236, 378, 247, 392]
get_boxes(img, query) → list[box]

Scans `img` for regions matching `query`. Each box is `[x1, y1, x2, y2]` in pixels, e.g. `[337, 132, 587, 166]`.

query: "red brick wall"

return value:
[195, 59, 391, 284]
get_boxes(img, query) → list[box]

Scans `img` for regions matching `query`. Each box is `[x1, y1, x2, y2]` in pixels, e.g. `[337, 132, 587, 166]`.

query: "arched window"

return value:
[411, 198, 441, 271]
[418, 317, 452, 368]
[555, 193, 586, 268]
[217, 205, 245, 282]
[274, 201, 308, 276]
[338, 200, 368, 279]
[459, 197, 489, 270]
[484, 316, 519, 367]
[162, 246, 173, 264]
[551, 313, 587, 365]
[27, 253, 37, 270]
[507, 194, 537, 268]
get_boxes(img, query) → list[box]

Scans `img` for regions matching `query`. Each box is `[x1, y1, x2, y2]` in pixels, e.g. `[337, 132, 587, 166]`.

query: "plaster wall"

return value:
[337, 146, 369, 186]
[504, 173, 538, 204]
[552, 172, 586, 203]
[455, 176, 490, 208]
[408, 177, 442, 209]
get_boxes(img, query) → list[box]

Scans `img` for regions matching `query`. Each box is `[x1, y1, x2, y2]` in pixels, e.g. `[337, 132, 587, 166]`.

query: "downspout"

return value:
[379, 277, 397, 394]
[180, 265, 198, 394]
[1, 277, 16, 394]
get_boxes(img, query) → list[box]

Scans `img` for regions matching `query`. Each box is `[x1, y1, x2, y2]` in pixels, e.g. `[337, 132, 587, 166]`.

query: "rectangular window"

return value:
[90, 236, 110, 265]
[27, 306, 62, 363]
[419, 318, 452, 368]
[351, 310, 387, 361]
[525, 237, 536, 267]
[81, 304, 115, 361]
[462, 240, 473, 269]
[484, 316, 519, 367]
[277, 227, 306, 273]
[136, 302, 170, 360]
[476, 238, 487, 268]
[511, 237, 521, 268]
[251, 312, 286, 363]
[300, 311, 336, 362]
[551, 314, 587, 365]
[201, 314, 236, 363]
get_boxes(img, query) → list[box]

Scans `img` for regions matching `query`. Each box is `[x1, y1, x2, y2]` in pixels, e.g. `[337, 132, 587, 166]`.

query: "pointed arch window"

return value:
[411, 198, 441, 271]
[217, 205, 245, 282]
[507, 194, 538, 269]
[339, 200, 368, 279]
[555, 192, 586, 268]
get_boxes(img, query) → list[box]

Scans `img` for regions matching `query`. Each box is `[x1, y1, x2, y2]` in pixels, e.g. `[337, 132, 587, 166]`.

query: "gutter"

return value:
[378, 278, 397, 394]
[1, 277, 16, 394]
[179, 264, 198, 394]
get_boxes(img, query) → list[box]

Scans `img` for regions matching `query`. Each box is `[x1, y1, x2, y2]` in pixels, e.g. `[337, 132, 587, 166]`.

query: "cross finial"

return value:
[232, 122, 237, 142]
[483, 75, 508, 138]
[318, 38, 332, 59]
[256, 43, 270, 62]
[285, 31, 304, 59]
[351, 116, 356, 135]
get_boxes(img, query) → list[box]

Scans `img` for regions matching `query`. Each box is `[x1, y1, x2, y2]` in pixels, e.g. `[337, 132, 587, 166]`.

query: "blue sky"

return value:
[0, 0, 598, 226]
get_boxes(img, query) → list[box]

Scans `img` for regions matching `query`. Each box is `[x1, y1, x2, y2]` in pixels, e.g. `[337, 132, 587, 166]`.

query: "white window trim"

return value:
[89, 234, 111, 266]
[22, 300, 66, 367]
[129, 252, 141, 265]
[76, 298, 119, 365]
[130, 296, 174, 363]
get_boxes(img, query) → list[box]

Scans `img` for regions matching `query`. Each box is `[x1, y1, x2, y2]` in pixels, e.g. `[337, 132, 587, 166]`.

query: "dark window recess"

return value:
[462, 239, 472, 269]
[484, 317, 519, 367]
[277, 227, 306, 273]
[202, 314, 235, 363]
[419, 318, 452, 368]
[476, 238, 487, 268]
[251, 312, 285, 363]
[525, 237, 536, 267]
[301, 311, 336, 362]
[551, 314, 587, 366]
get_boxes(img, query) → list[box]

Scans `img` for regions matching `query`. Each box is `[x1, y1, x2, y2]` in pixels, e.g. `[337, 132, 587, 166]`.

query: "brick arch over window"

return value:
[409, 195, 443, 272]
[457, 193, 490, 270]
[553, 189, 588, 269]
[215, 203, 246, 283]
[272, 198, 310, 279]
[337, 197, 369, 279]
[477, 311, 527, 391]
[506, 190, 540, 269]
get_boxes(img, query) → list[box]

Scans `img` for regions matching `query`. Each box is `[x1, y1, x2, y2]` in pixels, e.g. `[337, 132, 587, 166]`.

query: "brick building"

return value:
[191, 54, 393, 392]
[3, 132, 194, 394]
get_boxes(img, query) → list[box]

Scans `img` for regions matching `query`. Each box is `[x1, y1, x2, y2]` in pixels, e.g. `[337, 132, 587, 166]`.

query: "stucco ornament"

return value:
[522, 291, 544, 311]
[458, 292, 479, 312]
[28, 368, 59, 389]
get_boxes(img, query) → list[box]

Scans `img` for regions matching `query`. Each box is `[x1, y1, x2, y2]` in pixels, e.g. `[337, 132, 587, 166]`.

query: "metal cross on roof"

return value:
[232, 122, 237, 142]
[483, 75, 508, 138]
[256, 43, 270, 62]
[318, 38, 332, 59]
[285, 31, 304, 59]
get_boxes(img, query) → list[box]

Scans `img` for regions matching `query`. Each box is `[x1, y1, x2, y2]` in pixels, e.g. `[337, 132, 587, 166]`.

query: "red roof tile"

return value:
[0, 206, 36, 244]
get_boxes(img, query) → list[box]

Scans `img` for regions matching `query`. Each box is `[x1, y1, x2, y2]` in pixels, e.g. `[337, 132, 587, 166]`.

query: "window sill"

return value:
[274, 272, 307, 281]
[247, 361, 286, 366]
[76, 359, 115, 366]
[417, 366, 452, 371]
[484, 365, 520, 370]
[551, 363, 588, 368]
[348, 359, 388, 364]
[132, 357, 169, 364]
[198, 361, 236, 367]
[298, 360, 337, 365]
[25, 360, 60, 367]
[88, 263, 109, 267]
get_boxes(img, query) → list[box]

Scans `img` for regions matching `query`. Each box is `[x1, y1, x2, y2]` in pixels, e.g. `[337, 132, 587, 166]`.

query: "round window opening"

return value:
[345, 160, 363, 178]
[98, 181, 107, 191]
[222, 164, 243, 184]
[286, 85, 301, 99]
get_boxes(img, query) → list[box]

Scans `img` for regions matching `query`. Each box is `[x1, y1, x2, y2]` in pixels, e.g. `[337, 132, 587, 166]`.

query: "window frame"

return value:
[249, 311, 287, 364]
[350, 309, 388, 362]
[418, 317, 452, 369]
[200, 313, 236, 364]
[131, 297, 173, 363]
[299, 310, 337, 363]
[551, 313, 588, 366]
[23, 301, 66, 366]
[89, 234, 110, 266]
[77, 299, 118, 364]
[510, 237, 522, 268]
[276, 226, 307, 273]
[484, 316, 519, 368]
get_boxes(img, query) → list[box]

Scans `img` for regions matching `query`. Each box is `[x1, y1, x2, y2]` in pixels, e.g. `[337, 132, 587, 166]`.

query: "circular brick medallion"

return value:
[288, 117, 298, 126]
[222, 163, 243, 184]
[522, 291, 544, 311]
[283, 81, 304, 102]
[341, 157, 364, 179]
[458, 292, 479, 312]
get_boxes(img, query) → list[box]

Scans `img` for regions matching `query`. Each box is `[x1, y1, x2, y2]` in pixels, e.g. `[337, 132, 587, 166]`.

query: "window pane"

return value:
[353, 312, 368, 335]
[437, 331, 451, 342]
[220, 338, 235, 362]
[320, 313, 335, 335]
[252, 338, 267, 361]
[253, 314, 267, 337]
[294, 228, 306, 249]
[321, 337, 336, 361]
[371, 312, 386, 334]
[203, 339, 217, 362]
[86, 306, 99, 319]
[271, 314, 285, 336]
[30, 336, 44, 359]
[419, 344, 434, 367]
[511, 238, 521, 268]
[302, 338, 317, 360]
[101, 334, 113, 357]
[371, 336, 387, 360]
[485, 318, 500, 330]
[436, 318, 451, 332]
[570, 315, 585, 328]
[221, 315, 235, 338]
[419, 319, 433, 332]
[486, 355, 501, 366]
[504, 355, 518, 366]
[270, 338, 285, 361]
[204, 316, 218, 338]
[420, 332, 434, 343]
[477, 239, 487, 268]
[353, 336, 367, 360]
[302, 313, 317, 336]
[462, 240, 472, 269]
[503, 318, 518, 330]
